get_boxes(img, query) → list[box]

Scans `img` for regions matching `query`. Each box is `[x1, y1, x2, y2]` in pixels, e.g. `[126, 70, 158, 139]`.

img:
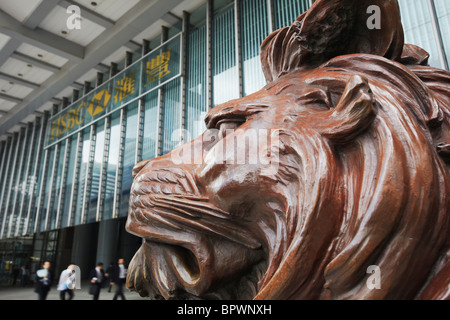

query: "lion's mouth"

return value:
[126, 168, 265, 299]
[126, 239, 266, 300]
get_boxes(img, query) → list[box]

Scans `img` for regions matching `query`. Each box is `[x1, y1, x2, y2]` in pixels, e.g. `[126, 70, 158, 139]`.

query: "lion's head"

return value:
[126, 0, 450, 300]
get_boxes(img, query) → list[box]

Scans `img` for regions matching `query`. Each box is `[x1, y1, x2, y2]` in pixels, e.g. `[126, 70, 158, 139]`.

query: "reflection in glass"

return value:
[212, 4, 239, 106]
[186, 23, 207, 142]
[87, 119, 106, 224]
[161, 78, 182, 155]
[399, 0, 442, 68]
[102, 111, 121, 220]
[119, 103, 138, 217]
[61, 134, 78, 228]
[241, 0, 270, 96]
[142, 92, 159, 161]
[73, 129, 91, 226]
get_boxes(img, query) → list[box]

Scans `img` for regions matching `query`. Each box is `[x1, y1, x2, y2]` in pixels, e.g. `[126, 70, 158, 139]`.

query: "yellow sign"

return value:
[114, 71, 136, 104]
[88, 89, 111, 117]
[145, 49, 171, 85]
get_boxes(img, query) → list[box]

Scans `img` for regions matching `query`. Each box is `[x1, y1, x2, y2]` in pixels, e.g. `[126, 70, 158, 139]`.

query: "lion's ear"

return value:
[317, 76, 375, 144]
[261, 0, 404, 82]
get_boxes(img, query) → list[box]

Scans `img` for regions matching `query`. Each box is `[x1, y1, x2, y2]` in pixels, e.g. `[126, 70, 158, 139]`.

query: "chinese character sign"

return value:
[142, 34, 181, 90]
[112, 65, 140, 110]
[146, 49, 171, 85]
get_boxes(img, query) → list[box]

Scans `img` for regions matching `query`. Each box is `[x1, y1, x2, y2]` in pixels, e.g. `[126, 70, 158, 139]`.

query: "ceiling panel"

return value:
[132, 19, 170, 44]
[0, 0, 43, 23]
[21, 114, 36, 123]
[74, 0, 141, 22]
[0, 33, 11, 51]
[55, 86, 75, 100]
[39, 5, 105, 47]
[0, 99, 16, 112]
[1, 58, 53, 84]
[16, 43, 69, 68]
[0, 79, 33, 99]
[75, 68, 98, 84]
[36, 101, 53, 113]
[101, 46, 130, 67]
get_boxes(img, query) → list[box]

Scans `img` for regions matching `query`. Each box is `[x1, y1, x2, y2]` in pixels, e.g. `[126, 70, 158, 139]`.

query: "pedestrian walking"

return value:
[89, 262, 106, 300]
[20, 265, 29, 287]
[110, 258, 127, 300]
[57, 263, 76, 300]
[34, 261, 52, 300]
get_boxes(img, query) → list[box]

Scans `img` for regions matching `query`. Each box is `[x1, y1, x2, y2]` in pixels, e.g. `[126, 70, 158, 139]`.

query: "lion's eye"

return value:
[216, 120, 244, 139]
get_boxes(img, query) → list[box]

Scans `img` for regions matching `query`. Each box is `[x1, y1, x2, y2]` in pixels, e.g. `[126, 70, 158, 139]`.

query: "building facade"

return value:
[0, 0, 449, 284]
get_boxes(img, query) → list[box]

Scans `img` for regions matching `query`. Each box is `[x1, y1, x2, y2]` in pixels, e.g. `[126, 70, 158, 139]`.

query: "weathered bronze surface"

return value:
[126, 0, 450, 300]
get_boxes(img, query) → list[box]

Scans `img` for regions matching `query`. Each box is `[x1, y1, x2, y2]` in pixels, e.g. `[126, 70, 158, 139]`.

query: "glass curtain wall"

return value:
[141, 91, 159, 161]
[102, 111, 121, 221]
[185, 19, 207, 141]
[273, 0, 310, 29]
[73, 129, 91, 226]
[87, 119, 106, 224]
[434, 0, 450, 67]
[119, 103, 139, 217]
[61, 134, 78, 228]
[241, 0, 270, 96]
[399, 0, 442, 68]
[213, 0, 239, 106]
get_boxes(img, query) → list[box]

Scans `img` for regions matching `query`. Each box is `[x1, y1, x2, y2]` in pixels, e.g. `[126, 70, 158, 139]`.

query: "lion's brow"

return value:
[205, 103, 270, 129]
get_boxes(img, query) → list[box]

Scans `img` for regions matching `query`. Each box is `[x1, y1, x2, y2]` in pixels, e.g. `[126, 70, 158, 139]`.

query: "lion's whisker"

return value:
[152, 195, 230, 217]
[139, 197, 261, 249]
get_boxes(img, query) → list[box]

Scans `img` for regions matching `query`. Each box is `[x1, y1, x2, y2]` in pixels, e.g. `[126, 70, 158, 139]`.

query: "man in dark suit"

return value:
[35, 261, 52, 300]
[89, 262, 106, 300]
[110, 258, 127, 300]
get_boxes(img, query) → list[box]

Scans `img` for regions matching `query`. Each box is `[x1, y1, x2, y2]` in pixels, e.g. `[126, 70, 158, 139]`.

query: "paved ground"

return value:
[0, 281, 147, 300]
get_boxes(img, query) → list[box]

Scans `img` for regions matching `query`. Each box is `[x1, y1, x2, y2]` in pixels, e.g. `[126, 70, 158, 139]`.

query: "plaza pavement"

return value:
[0, 281, 147, 300]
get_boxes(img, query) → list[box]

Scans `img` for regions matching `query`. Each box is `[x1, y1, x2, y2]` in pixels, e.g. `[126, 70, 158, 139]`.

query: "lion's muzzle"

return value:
[125, 153, 263, 299]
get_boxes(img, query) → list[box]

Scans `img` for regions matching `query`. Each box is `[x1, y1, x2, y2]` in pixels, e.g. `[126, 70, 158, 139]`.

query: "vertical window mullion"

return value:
[1, 131, 22, 239]
[97, 117, 110, 222]
[56, 138, 70, 229]
[44, 144, 60, 231]
[17, 123, 37, 236]
[81, 125, 96, 225]
[8, 125, 30, 237]
[113, 109, 126, 219]
[25, 114, 47, 236]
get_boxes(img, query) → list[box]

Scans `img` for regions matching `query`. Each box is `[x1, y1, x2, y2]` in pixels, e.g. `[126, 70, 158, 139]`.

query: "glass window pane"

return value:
[48, 143, 66, 231]
[61, 134, 78, 228]
[102, 111, 121, 220]
[73, 129, 91, 226]
[28, 119, 48, 234]
[273, 0, 310, 29]
[212, 3, 239, 106]
[87, 119, 105, 224]
[39, 147, 55, 232]
[399, 0, 443, 68]
[186, 23, 207, 141]
[435, 0, 450, 68]
[241, 0, 270, 96]
[5, 131, 25, 236]
[161, 78, 182, 155]
[142, 91, 159, 161]
[119, 103, 139, 217]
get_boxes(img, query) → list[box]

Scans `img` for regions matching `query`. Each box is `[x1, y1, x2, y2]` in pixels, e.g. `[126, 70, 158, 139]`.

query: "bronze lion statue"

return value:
[126, 0, 450, 300]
